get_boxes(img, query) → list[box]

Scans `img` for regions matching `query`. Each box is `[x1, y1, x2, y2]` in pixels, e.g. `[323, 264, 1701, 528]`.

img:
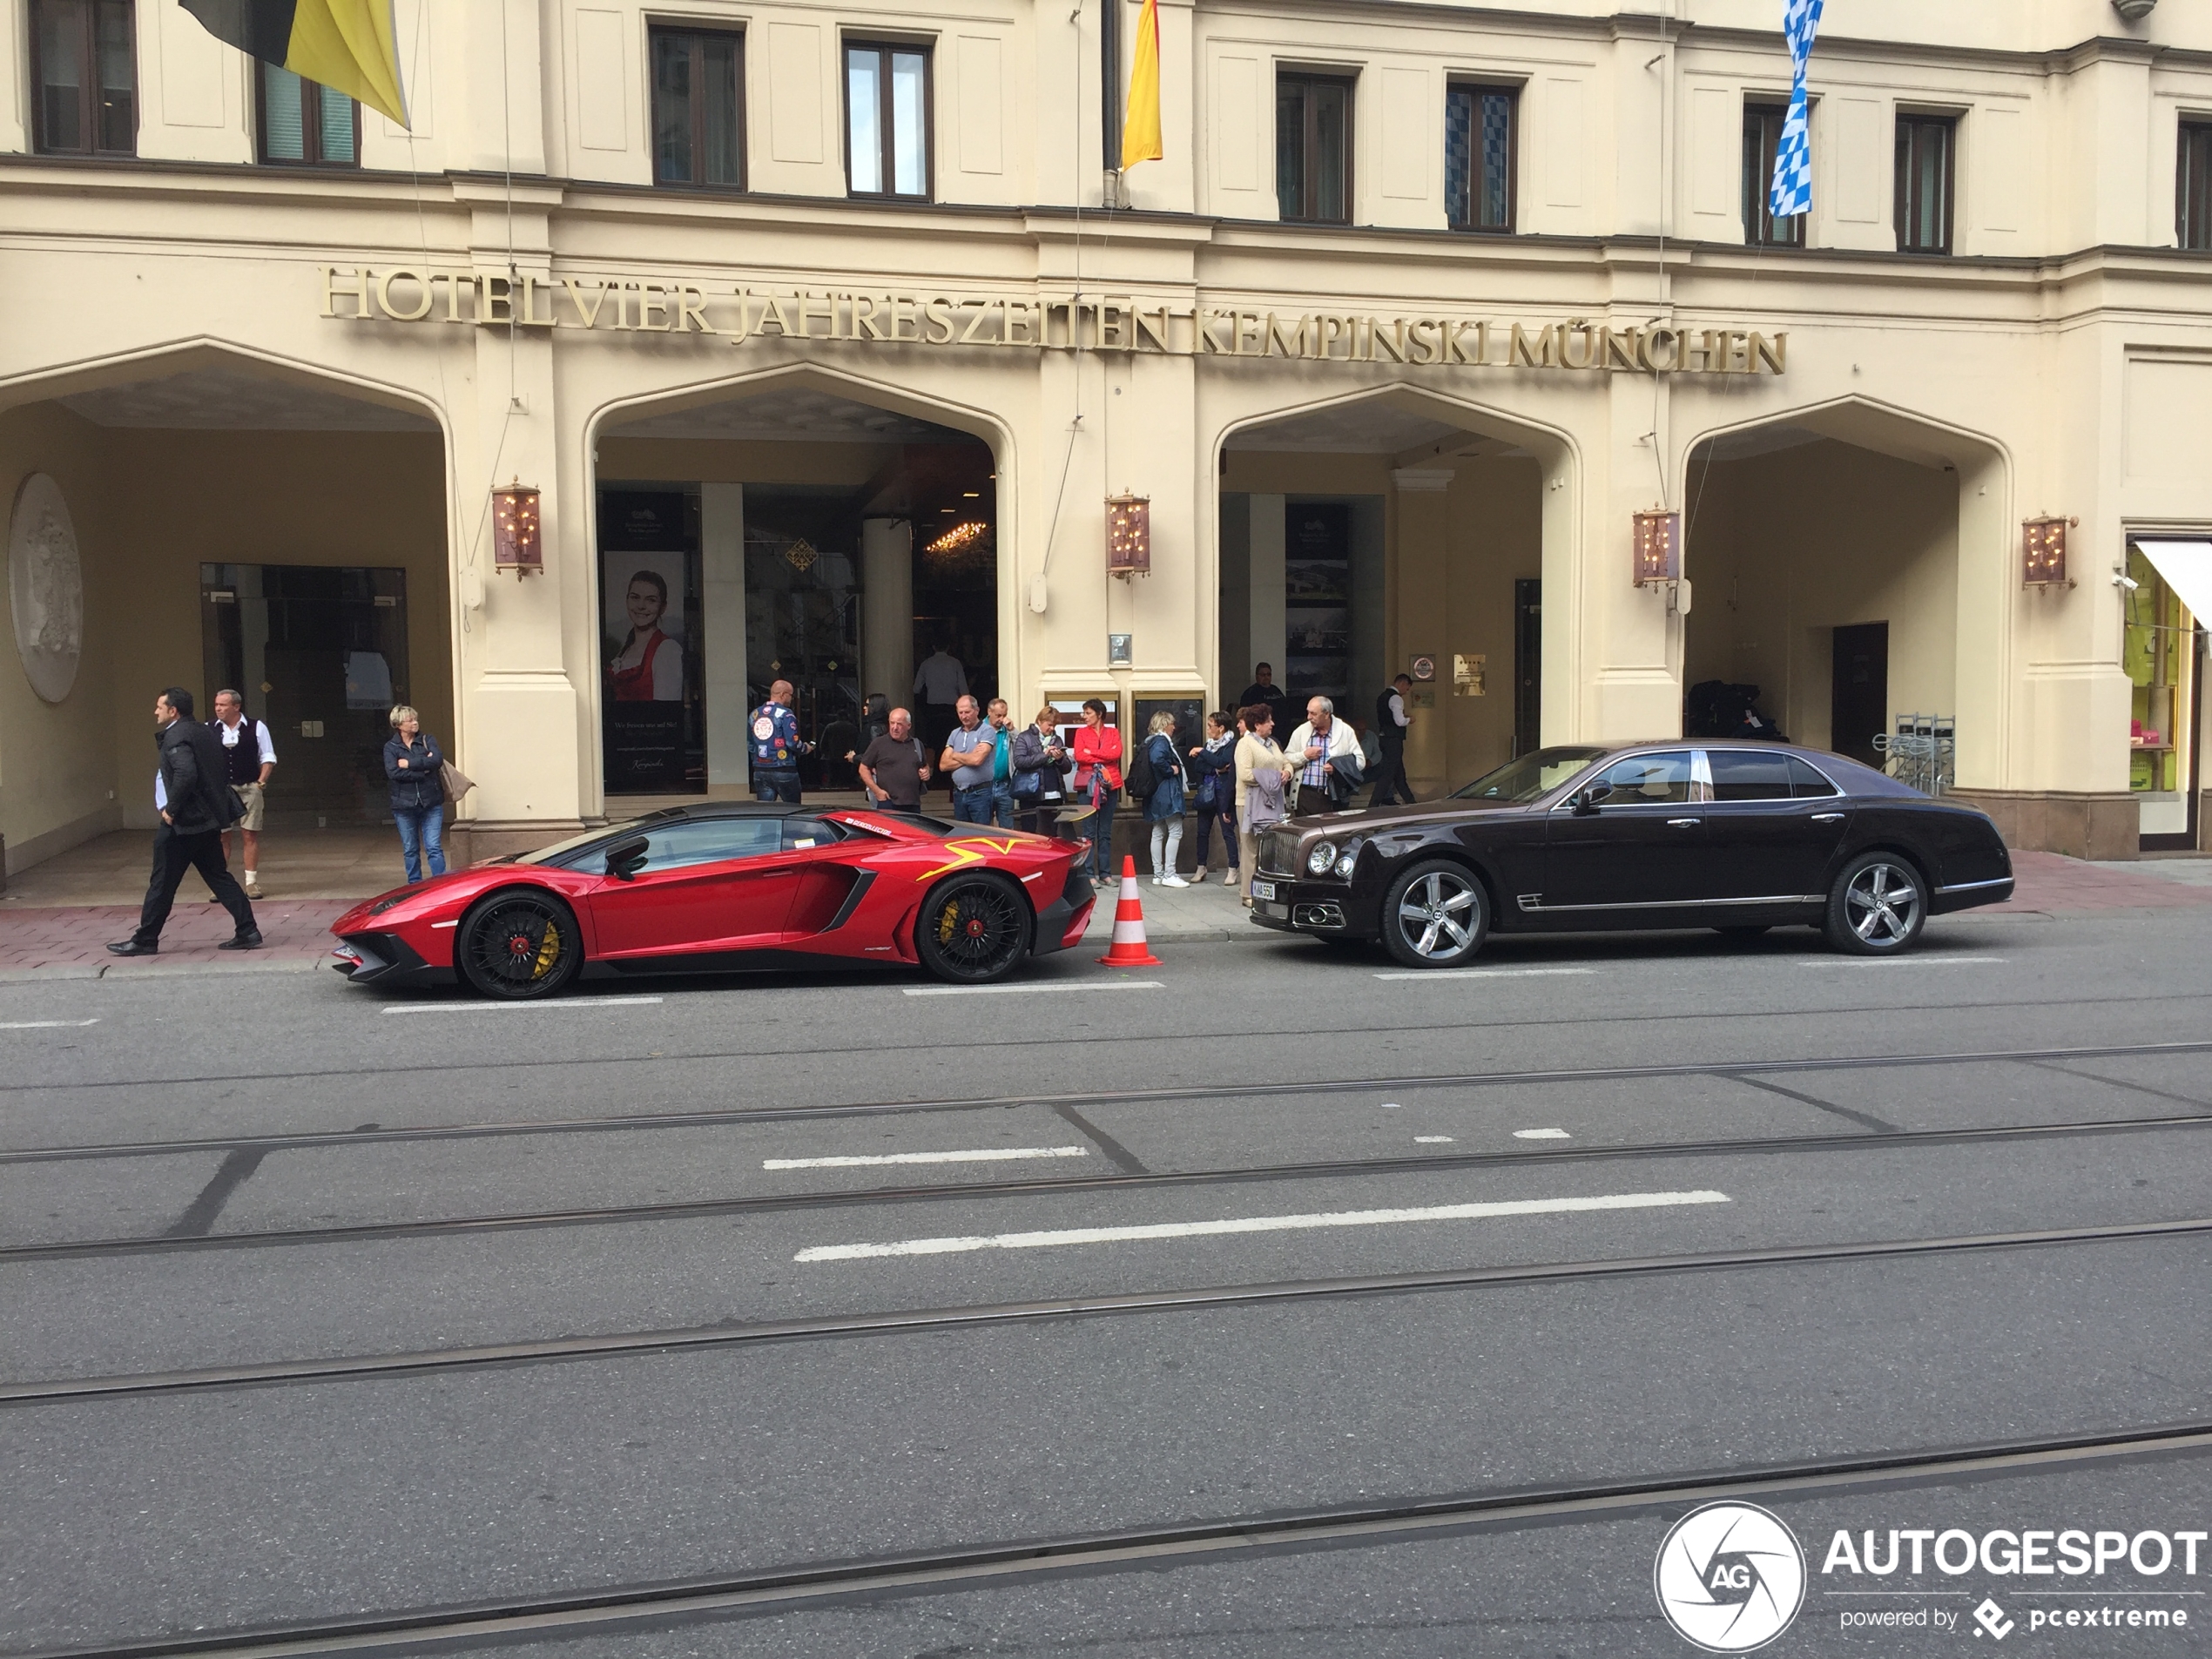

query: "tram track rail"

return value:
[6, 984, 2209, 1104]
[7, 1103, 2212, 1264]
[17, 1416, 2212, 1659]
[4, 1036, 2209, 1168]
[7, 1213, 2208, 1407]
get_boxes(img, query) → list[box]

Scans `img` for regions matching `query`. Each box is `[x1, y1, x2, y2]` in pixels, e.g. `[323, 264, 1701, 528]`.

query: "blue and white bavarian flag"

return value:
[1769, 0, 1824, 220]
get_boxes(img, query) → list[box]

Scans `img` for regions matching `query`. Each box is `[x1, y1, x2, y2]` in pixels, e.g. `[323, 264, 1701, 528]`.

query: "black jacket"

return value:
[384, 732, 446, 812]
[158, 719, 244, 835]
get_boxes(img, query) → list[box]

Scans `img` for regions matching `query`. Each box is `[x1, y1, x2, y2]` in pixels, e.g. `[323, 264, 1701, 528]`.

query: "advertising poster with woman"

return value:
[598, 488, 703, 794]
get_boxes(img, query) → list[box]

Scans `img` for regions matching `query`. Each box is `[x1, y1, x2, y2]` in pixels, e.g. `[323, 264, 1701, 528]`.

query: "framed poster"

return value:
[600, 488, 704, 794]
[1285, 502, 1352, 699]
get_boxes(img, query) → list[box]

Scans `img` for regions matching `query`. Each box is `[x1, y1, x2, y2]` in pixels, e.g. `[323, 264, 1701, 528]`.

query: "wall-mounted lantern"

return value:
[1632, 509, 1681, 587]
[491, 481, 543, 576]
[1107, 493, 1151, 579]
[2022, 515, 2076, 589]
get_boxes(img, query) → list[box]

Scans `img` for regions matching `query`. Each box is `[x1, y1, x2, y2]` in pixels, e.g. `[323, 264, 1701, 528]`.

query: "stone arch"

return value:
[1675, 395, 2013, 787]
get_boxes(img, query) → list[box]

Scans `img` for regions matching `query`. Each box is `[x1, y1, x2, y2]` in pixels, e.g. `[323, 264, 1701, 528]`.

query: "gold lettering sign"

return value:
[317, 271, 1787, 375]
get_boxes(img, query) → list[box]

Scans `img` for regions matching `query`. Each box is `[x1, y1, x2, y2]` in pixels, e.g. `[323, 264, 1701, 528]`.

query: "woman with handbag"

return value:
[383, 705, 448, 883]
[1069, 698, 1123, 886]
[1233, 703, 1295, 907]
[1010, 706, 1069, 837]
[1184, 711, 1238, 886]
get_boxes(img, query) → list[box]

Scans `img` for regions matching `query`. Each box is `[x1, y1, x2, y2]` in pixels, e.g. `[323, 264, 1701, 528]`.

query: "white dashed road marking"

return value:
[1372, 967, 1597, 982]
[795, 1189, 1731, 1262]
[765, 1146, 1089, 1170]
[1514, 1128, 1574, 1140]
[385, 996, 664, 1015]
[0, 1020, 98, 1029]
[1414, 1136, 1455, 1144]
[904, 980, 1165, 996]
[1798, 958, 2003, 968]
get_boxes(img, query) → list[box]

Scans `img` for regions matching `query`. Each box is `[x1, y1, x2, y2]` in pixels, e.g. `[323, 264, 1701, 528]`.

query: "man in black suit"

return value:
[1370, 673, 1415, 806]
[1234, 662, 1289, 732]
[109, 688, 261, 956]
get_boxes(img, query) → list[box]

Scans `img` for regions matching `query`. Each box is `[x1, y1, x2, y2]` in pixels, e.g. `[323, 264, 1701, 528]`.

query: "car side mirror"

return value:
[604, 837, 649, 880]
[1572, 783, 1613, 816]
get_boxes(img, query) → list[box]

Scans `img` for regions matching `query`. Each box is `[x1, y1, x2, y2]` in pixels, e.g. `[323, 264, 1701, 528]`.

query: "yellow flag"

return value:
[1120, 0, 1162, 172]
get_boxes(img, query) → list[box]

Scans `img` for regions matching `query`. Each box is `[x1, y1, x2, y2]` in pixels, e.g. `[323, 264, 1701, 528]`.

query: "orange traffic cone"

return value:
[1096, 854, 1164, 967]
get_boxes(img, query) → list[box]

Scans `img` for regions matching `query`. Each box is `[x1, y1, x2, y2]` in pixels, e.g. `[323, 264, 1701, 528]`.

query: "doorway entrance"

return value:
[199, 563, 411, 825]
[1513, 578, 1541, 757]
[1831, 622, 1890, 766]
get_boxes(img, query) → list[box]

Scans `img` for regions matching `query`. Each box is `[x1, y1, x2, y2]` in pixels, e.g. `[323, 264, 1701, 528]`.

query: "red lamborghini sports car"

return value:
[329, 804, 1096, 998]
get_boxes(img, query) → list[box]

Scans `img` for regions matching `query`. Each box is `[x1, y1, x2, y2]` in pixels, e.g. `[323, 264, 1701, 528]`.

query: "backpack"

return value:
[1123, 739, 1158, 804]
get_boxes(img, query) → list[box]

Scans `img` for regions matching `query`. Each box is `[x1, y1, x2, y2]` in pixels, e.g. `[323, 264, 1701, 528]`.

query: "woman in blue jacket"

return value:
[1184, 710, 1239, 886]
[383, 705, 448, 882]
[1143, 711, 1189, 887]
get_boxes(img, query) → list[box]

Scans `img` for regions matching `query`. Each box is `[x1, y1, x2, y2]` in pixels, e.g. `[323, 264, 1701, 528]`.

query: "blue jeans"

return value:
[1193, 801, 1238, 871]
[394, 806, 446, 884]
[1081, 796, 1118, 880]
[753, 771, 801, 804]
[990, 782, 1017, 829]
[952, 784, 994, 823]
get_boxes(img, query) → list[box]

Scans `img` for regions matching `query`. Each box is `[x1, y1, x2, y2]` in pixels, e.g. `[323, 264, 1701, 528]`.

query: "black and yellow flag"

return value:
[180, 0, 408, 129]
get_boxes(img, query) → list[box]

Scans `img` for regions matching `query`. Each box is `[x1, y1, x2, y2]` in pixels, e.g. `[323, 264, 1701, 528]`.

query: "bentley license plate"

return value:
[1251, 880, 1276, 901]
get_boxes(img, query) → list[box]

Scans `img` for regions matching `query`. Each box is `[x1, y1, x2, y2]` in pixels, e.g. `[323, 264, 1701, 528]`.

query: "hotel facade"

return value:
[3, 0, 2210, 877]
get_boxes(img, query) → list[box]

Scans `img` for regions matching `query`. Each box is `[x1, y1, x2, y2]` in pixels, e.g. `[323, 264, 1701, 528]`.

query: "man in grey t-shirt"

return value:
[941, 695, 998, 825]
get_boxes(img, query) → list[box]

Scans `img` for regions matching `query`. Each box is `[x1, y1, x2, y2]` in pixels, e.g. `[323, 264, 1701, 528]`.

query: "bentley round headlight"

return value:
[1306, 840, 1338, 876]
[1333, 849, 1359, 878]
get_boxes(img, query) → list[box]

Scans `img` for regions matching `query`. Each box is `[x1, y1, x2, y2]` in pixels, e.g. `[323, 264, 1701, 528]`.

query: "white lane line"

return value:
[0, 1019, 98, 1030]
[1514, 1128, 1573, 1141]
[382, 996, 664, 1015]
[765, 1145, 1089, 1170]
[1372, 967, 1597, 982]
[1414, 1136, 1455, 1144]
[1800, 958, 2003, 968]
[903, 981, 1164, 997]
[794, 1189, 1730, 1262]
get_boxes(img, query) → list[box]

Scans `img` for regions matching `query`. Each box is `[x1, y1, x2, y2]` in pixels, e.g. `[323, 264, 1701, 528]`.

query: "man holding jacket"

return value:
[109, 687, 260, 956]
[1281, 695, 1364, 818]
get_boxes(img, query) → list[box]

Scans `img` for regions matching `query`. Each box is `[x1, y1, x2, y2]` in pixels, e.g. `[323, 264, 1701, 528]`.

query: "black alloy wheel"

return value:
[916, 873, 1032, 983]
[1823, 852, 1928, 955]
[1379, 859, 1490, 969]
[456, 889, 583, 999]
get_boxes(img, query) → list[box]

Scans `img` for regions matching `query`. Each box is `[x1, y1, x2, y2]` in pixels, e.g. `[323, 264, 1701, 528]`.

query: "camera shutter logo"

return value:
[1654, 1502, 1806, 1652]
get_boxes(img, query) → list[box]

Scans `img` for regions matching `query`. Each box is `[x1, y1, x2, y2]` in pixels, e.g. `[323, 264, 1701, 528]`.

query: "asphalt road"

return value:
[4, 905, 2212, 1657]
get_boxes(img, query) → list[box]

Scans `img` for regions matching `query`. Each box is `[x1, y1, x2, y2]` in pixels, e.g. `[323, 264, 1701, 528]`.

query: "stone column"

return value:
[1391, 469, 1453, 795]
[702, 484, 747, 787]
[861, 516, 914, 715]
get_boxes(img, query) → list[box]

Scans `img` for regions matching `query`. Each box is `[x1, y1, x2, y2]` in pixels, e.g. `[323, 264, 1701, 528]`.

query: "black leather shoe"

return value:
[106, 940, 158, 956]
[218, 932, 264, 951]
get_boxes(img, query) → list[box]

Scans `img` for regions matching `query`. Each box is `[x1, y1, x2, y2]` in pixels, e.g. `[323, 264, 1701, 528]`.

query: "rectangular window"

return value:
[1445, 84, 1516, 233]
[651, 27, 744, 189]
[2180, 121, 2212, 251]
[31, 0, 134, 156]
[1895, 114, 1954, 254]
[1743, 104, 1805, 246]
[260, 63, 358, 165]
[846, 42, 929, 199]
[1277, 73, 1351, 224]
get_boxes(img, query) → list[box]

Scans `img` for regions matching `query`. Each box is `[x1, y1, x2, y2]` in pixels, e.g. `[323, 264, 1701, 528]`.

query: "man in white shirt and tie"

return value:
[912, 640, 969, 779]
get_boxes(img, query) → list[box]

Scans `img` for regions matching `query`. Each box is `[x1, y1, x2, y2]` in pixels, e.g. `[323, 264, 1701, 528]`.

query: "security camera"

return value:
[2113, 569, 2141, 591]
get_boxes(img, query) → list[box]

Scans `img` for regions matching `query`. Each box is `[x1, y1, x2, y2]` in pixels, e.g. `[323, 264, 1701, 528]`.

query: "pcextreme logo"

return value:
[1656, 1502, 1808, 1652]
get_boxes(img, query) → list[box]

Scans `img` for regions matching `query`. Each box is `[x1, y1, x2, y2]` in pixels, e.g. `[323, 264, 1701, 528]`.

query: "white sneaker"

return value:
[1160, 874, 1190, 888]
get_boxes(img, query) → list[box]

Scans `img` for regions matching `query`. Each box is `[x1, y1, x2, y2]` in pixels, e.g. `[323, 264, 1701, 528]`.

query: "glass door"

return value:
[2126, 544, 2201, 848]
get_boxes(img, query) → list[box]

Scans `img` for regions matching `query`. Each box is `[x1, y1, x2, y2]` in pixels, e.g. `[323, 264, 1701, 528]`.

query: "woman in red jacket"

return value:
[1069, 698, 1123, 885]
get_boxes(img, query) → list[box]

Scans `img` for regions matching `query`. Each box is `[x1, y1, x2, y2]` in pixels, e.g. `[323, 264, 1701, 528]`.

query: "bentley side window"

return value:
[1708, 751, 1794, 801]
[1787, 756, 1842, 799]
[1587, 751, 1694, 805]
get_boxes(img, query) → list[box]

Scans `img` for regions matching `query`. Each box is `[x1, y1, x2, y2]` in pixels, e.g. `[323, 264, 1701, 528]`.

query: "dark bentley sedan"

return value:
[1248, 742, 2013, 968]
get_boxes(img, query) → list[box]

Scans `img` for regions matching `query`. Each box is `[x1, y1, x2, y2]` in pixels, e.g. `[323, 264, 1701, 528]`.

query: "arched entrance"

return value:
[1217, 387, 1574, 797]
[0, 347, 451, 877]
[590, 380, 1001, 804]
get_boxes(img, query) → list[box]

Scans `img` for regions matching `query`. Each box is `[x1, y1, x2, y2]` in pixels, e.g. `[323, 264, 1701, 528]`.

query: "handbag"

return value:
[441, 760, 476, 803]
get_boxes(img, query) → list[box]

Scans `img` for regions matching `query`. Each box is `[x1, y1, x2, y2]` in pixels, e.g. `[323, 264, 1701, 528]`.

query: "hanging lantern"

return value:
[1632, 508, 1681, 586]
[491, 481, 543, 576]
[1107, 493, 1151, 579]
[2022, 516, 2074, 588]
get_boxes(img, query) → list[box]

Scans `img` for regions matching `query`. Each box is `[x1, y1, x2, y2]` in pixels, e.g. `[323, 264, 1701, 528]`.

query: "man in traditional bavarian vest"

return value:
[748, 678, 813, 803]
[211, 688, 277, 897]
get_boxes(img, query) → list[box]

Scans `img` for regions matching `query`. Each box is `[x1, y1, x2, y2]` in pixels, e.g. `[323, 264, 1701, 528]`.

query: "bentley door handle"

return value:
[1667, 818, 1702, 827]
[1811, 813, 1845, 823]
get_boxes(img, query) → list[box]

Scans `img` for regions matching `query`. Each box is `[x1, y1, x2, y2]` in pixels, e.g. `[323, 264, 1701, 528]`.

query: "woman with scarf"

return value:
[1184, 710, 1239, 886]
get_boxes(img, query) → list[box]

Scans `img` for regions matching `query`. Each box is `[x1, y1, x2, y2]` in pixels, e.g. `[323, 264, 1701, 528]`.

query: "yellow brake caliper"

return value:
[937, 901, 960, 945]
[531, 921, 562, 979]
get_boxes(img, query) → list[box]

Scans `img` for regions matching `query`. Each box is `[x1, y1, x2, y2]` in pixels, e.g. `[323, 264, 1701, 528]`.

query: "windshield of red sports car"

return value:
[1452, 745, 1608, 803]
